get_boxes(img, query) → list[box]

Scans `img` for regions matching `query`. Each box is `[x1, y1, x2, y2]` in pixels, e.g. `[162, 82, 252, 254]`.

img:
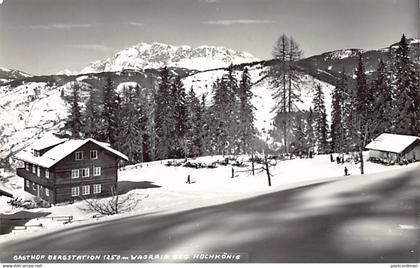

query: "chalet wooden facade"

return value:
[15, 134, 128, 204]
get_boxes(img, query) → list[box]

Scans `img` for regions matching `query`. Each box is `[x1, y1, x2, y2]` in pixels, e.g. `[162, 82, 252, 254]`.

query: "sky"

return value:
[0, 0, 418, 75]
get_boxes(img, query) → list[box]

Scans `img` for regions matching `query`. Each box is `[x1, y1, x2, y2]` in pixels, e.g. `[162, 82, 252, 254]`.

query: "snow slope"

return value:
[0, 79, 101, 160]
[81, 42, 259, 73]
[1, 153, 418, 242]
[0, 82, 69, 159]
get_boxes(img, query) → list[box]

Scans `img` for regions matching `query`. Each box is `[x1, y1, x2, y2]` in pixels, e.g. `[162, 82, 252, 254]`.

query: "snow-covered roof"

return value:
[15, 138, 128, 168]
[30, 133, 67, 150]
[365, 133, 420, 154]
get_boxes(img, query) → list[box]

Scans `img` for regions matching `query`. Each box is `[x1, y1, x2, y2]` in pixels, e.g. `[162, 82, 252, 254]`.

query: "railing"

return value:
[16, 168, 53, 187]
[13, 224, 43, 231]
[10, 216, 73, 232]
[5, 216, 73, 223]
[48, 216, 73, 222]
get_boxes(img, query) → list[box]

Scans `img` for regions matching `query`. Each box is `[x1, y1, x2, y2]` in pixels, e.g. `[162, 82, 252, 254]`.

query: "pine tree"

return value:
[66, 82, 82, 138]
[305, 107, 315, 154]
[370, 59, 394, 137]
[291, 112, 307, 154]
[209, 68, 239, 155]
[102, 75, 119, 146]
[171, 75, 188, 157]
[312, 84, 329, 153]
[287, 37, 303, 114]
[338, 69, 354, 152]
[82, 87, 102, 139]
[393, 34, 420, 135]
[238, 67, 255, 154]
[353, 53, 373, 141]
[200, 94, 211, 155]
[142, 89, 155, 162]
[269, 34, 303, 153]
[185, 87, 204, 157]
[209, 78, 229, 154]
[270, 35, 290, 153]
[352, 54, 377, 174]
[330, 80, 345, 153]
[116, 85, 145, 164]
[223, 66, 240, 153]
[155, 67, 174, 160]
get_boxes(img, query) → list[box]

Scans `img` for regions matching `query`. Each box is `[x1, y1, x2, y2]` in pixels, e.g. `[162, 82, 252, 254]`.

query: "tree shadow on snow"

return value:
[117, 181, 161, 195]
[0, 211, 51, 235]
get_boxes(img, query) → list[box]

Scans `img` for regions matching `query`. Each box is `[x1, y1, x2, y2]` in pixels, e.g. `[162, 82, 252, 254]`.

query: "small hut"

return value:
[365, 133, 420, 164]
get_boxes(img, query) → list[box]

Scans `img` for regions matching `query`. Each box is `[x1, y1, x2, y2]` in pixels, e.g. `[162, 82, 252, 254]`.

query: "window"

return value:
[93, 166, 101, 176]
[25, 163, 29, 171]
[25, 180, 29, 188]
[45, 169, 49, 179]
[71, 169, 80, 179]
[82, 168, 90, 177]
[45, 188, 49, 197]
[82, 185, 90, 195]
[93, 184, 101, 194]
[71, 187, 79, 197]
[36, 166, 40, 177]
[32, 165, 36, 173]
[32, 182, 36, 190]
[90, 150, 98, 159]
[75, 151, 83, 160]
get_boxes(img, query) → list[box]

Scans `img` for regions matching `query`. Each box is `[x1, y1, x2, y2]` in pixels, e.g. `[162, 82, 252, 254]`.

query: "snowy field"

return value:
[1, 153, 419, 243]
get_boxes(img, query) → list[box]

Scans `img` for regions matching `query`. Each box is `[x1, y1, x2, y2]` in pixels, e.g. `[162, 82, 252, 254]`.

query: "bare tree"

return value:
[355, 118, 379, 175]
[251, 151, 255, 176]
[80, 187, 145, 216]
[262, 155, 273, 186]
[248, 155, 277, 186]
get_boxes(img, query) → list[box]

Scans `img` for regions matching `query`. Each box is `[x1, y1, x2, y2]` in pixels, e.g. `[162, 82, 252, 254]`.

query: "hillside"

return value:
[299, 38, 420, 77]
[1, 37, 418, 161]
[0, 65, 334, 160]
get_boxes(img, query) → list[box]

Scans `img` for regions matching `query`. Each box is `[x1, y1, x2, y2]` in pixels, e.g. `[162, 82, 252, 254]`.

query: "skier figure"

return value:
[344, 166, 349, 176]
[231, 168, 234, 178]
[336, 156, 340, 164]
[186, 174, 191, 184]
[330, 154, 334, 162]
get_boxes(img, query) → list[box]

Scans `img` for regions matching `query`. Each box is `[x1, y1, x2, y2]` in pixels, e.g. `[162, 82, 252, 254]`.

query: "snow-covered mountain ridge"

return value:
[299, 37, 420, 76]
[0, 67, 32, 85]
[81, 42, 259, 73]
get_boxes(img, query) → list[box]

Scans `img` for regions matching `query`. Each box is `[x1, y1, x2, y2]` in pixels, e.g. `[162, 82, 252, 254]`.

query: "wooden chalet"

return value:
[365, 133, 420, 164]
[15, 133, 128, 204]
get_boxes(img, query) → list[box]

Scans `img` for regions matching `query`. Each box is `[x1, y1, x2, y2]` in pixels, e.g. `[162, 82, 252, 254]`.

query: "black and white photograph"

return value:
[0, 0, 419, 265]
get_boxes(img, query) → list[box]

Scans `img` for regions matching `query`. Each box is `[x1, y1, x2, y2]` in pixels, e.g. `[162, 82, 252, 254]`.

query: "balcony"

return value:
[16, 168, 53, 188]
